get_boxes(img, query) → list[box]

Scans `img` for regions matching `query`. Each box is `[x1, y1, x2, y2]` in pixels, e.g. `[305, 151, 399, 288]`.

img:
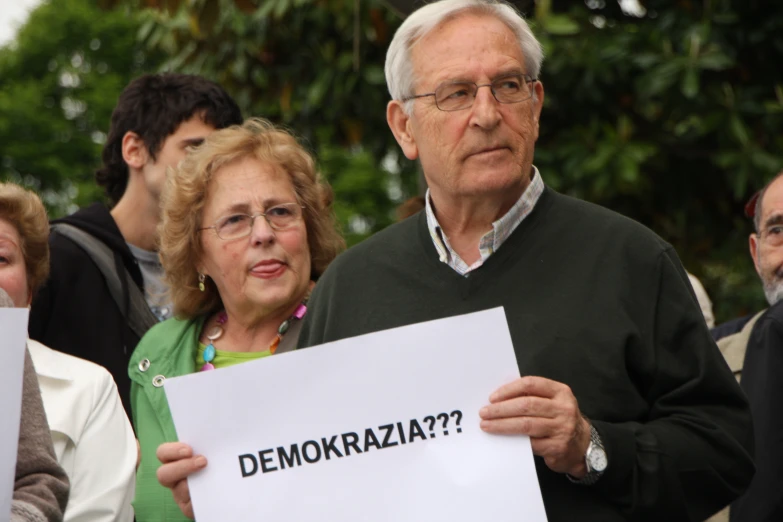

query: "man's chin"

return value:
[763, 280, 783, 306]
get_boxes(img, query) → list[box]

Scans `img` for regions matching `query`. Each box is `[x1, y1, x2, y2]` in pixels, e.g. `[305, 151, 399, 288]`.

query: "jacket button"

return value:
[139, 359, 151, 372]
[152, 375, 166, 387]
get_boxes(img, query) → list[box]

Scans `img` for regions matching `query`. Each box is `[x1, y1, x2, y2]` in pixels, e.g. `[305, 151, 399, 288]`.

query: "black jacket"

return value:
[29, 203, 145, 416]
[731, 299, 783, 522]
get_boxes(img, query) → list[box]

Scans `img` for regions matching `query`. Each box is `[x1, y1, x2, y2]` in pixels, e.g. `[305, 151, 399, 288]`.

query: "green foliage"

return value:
[0, 0, 159, 215]
[133, 0, 418, 244]
[320, 145, 398, 246]
[531, 0, 783, 321]
[3, 0, 783, 321]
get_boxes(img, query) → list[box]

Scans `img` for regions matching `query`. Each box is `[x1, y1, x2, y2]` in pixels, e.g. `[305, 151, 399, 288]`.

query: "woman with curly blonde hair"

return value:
[129, 118, 343, 522]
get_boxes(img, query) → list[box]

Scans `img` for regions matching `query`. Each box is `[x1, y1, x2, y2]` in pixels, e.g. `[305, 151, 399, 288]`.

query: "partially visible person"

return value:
[1, 183, 69, 522]
[12, 342, 70, 522]
[1, 181, 136, 521]
[129, 118, 343, 522]
[711, 314, 754, 342]
[687, 272, 715, 328]
[714, 315, 758, 387]
[714, 309, 761, 385]
[730, 170, 783, 522]
[710, 175, 783, 385]
[710, 188, 775, 344]
[29, 73, 243, 416]
[28, 339, 136, 522]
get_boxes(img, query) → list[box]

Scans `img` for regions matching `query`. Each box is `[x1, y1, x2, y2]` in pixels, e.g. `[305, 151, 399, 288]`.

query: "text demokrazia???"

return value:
[237, 410, 464, 478]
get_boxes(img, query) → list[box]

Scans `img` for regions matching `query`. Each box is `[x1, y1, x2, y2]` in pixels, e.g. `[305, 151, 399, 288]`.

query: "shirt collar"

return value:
[425, 167, 545, 273]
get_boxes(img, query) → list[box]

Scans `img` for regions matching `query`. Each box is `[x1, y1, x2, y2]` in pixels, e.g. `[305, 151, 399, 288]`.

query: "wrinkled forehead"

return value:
[410, 13, 525, 88]
[202, 157, 296, 216]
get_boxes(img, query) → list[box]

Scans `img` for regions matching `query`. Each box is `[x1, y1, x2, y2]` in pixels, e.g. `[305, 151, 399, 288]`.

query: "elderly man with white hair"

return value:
[155, 1, 754, 520]
[301, 0, 753, 519]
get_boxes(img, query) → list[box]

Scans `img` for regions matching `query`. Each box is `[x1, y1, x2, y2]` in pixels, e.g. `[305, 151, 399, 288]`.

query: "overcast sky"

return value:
[0, 0, 41, 46]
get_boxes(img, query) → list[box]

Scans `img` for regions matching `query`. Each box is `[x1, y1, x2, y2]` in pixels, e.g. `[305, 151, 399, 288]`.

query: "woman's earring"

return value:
[198, 273, 206, 292]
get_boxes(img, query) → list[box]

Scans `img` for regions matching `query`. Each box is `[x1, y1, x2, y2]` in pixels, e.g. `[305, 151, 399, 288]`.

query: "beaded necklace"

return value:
[200, 300, 308, 372]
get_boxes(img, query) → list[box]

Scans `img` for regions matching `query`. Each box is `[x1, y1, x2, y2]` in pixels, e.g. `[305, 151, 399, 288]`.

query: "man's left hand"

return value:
[479, 376, 591, 478]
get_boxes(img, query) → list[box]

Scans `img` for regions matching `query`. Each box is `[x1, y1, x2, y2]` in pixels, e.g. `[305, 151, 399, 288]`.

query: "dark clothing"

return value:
[731, 301, 783, 522]
[29, 203, 145, 416]
[300, 188, 755, 521]
[712, 314, 754, 342]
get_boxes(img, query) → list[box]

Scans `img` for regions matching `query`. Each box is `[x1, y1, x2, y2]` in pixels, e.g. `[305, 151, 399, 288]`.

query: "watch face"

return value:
[588, 447, 608, 472]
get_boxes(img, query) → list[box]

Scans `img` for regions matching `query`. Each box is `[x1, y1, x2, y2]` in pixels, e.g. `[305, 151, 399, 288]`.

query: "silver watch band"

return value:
[566, 425, 606, 486]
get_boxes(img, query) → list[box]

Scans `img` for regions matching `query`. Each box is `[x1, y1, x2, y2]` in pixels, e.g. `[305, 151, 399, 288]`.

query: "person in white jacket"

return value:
[0, 180, 135, 522]
[27, 340, 136, 522]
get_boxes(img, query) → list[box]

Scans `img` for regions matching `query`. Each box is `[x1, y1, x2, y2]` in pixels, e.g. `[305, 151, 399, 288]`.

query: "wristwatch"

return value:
[568, 424, 607, 485]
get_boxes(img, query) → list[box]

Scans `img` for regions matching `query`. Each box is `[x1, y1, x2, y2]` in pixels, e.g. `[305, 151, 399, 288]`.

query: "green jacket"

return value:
[129, 316, 205, 522]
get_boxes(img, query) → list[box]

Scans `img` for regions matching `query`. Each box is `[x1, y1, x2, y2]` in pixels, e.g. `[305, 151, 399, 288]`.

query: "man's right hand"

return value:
[156, 442, 208, 520]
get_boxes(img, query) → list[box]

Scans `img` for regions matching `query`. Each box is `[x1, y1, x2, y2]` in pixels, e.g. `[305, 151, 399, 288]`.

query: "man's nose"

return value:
[469, 86, 502, 129]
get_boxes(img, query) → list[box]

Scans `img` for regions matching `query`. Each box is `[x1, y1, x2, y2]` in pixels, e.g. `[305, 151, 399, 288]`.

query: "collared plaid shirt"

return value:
[425, 167, 545, 276]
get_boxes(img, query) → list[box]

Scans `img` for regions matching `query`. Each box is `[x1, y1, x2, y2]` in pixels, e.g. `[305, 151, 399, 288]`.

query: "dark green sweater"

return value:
[300, 188, 754, 521]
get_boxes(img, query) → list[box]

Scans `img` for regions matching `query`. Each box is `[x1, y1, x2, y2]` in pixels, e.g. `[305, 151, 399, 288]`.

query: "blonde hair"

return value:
[160, 118, 344, 319]
[0, 182, 50, 296]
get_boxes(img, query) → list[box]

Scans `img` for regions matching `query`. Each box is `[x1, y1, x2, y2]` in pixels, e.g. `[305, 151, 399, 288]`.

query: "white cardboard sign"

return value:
[1, 308, 31, 521]
[165, 307, 548, 521]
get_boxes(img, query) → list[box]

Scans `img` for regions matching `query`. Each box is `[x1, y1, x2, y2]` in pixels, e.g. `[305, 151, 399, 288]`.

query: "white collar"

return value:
[27, 339, 76, 382]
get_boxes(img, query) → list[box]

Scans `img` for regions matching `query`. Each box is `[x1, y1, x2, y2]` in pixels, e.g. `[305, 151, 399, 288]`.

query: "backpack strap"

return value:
[51, 223, 159, 340]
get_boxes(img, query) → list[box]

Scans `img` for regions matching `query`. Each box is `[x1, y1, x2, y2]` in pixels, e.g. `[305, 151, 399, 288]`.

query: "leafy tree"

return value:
[527, 0, 783, 321]
[0, 0, 160, 215]
[130, 0, 783, 321]
[127, 0, 415, 246]
[4, 0, 782, 321]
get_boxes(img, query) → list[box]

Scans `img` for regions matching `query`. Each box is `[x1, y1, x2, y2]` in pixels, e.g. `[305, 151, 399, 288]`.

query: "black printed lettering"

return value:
[321, 436, 344, 460]
[341, 432, 363, 456]
[397, 422, 407, 444]
[302, 440, 322, 463]
[259, 449, 277, 473]
[364, 428, 382, 452]
[409, 419, 427, 442]
[245, 411, 464, 475]
[239, 454, 258, 477]
[378, 424, 398, 448]
[277, 444, 302, 469]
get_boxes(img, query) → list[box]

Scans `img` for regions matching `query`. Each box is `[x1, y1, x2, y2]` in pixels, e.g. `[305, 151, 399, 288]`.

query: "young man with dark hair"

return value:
[29, 73, 243, 415]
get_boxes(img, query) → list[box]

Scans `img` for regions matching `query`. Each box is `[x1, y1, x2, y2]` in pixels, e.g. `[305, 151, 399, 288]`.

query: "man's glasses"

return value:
[401, 74, 537, 112]
[199, 203, 305, 240]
